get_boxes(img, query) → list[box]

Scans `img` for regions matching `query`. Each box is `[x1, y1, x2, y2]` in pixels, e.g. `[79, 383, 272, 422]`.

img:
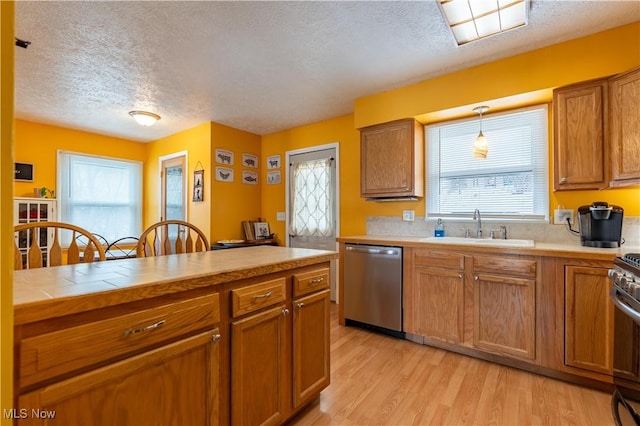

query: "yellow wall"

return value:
[145, 122, 212, 238]
[13, 120, 147, 198]
[1, 1, 14, 421]
[263, 23, 640, 230]
[210, 122, 261, 242]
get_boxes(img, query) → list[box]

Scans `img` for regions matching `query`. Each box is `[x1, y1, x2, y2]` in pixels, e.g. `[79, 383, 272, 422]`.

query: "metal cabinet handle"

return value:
[458, 273, 463, 279]
[252, 291, 273, 301]
[560, 177, 567, 184]
[309, 277, 324, 285]
[282, 308, 290, 316]
[212, 333, 221, 343]
[124, 319, 166, 337]
[297, 302, 305, 309]
[474, 276, 479, 281]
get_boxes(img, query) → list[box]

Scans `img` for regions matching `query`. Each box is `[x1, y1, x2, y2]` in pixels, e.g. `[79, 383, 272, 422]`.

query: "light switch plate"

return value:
[276, 212, 286, 221]
[402, 210, 415, 222]
[554, 208, 574, 225]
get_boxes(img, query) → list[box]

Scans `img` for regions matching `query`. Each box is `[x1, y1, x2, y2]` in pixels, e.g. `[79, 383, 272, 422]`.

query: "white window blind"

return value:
[426, 105, 548, 221]
[58, 151, 142, 244]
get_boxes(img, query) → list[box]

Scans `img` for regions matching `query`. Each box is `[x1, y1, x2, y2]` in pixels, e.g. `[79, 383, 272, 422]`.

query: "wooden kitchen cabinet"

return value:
[565, 265, 613, 375]
[472, 255, 536, 360]
[609, 67, 640, 187]
[231, 304, 289, 426]
[230, 267, 331, 425]
[292, 289, 331, 408]
[553, 78, 609, 190]
[360, 118, 424, 199]
[18, 330, 220, 426]
[407, 249, 465, 343]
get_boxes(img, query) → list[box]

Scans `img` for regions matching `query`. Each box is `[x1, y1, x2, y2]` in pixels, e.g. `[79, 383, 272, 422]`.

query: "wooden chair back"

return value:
[136, 220, 210, 257]
[14, 222, 107, 270]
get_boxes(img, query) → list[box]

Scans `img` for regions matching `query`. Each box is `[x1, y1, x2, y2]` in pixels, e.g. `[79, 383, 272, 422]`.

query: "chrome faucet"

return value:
[473, 209, 482, 238]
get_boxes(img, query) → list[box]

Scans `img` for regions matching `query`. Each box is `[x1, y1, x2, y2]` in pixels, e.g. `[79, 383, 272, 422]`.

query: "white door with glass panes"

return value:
[286, 145, 338, 300]
[159, 153, 187, 249]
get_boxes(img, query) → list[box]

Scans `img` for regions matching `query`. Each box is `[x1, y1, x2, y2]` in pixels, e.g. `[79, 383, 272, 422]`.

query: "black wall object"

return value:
[14, 163, 34, 181]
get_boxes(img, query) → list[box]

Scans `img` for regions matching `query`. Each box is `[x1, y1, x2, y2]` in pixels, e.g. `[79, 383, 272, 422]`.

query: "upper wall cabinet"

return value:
[553, 67, 640, 191]
[609, 67, 640, 187]
[360, 118, 424, 199]
[553, 78, 609, 191]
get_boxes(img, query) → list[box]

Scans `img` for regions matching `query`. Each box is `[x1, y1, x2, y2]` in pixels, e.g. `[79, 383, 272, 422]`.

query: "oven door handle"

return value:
[611, 286, 640, 323]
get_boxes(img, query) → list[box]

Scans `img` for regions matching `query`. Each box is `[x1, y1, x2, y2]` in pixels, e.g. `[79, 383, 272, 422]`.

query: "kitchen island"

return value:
[13, 245, 337, 425]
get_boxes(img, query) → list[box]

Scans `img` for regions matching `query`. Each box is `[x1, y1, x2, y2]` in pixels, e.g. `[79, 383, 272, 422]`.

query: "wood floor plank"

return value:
[292, 303, 614, 425]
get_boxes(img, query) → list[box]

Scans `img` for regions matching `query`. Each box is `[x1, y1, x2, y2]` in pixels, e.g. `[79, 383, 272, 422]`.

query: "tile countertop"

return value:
[337, 234, 639, 261]
[13, 245, 338, 325]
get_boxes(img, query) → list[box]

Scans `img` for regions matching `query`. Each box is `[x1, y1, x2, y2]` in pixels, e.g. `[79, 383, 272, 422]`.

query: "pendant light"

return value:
[473, 106, 489, 159]
[129, 110, 161, 127]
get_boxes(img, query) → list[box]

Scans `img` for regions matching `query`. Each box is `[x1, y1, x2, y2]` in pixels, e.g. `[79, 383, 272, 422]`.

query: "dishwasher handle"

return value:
[345, 245, 401, 256]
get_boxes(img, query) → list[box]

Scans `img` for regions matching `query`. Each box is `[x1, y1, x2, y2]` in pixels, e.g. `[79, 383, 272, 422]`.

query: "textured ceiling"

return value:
[14, 1, 640, 142]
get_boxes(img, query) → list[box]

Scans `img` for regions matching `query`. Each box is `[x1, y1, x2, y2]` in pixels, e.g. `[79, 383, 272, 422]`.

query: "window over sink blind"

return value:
[58, 151, 142, 244]
[426, 105, 548, 221]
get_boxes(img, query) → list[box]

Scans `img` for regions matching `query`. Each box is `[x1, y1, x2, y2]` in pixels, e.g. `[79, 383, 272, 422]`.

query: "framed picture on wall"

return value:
[242, 153, 258, 168]
[215, 149, 234, 165]
[192, 169, 204, 202]
[266, 155, 281, 169]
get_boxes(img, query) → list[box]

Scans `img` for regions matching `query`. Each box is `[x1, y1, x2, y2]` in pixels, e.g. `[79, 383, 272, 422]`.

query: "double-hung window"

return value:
[58, 151, 142, 244]
[426, 105, 548, 221]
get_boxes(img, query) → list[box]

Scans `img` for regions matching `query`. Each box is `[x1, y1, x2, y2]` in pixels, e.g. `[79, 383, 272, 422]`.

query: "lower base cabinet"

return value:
[565, 265, 613, 375]
[231, 305, 289, 426]
[18, 330, 220, 426]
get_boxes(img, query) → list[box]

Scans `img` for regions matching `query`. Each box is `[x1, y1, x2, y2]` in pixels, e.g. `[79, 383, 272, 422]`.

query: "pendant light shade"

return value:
[473, 106, 489, 159]
[129, 110, 161, 127]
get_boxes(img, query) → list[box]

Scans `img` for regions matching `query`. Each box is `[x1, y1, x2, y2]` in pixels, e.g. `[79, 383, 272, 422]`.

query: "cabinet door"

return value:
[17, 330, 220, 426]
[292, 290, 330, 409]
[553, 79, 608, 190]
[360, 119, 424, 198]
[565, 266, 613, 375]
[413, 267, 464, 343]
[473, 273, 536, 360]
[609, 67, 640, 187]
[231, 305, 288, 426]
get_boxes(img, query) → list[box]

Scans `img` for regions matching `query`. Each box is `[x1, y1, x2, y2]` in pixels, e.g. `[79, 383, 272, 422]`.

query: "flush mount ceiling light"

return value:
[129, 110, 161, 127]
[473, 105, 489, 159]
[438, 0, 529, 46]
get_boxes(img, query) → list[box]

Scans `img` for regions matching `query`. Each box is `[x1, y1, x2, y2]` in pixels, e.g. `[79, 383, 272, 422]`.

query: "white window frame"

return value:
[57, 150, 143, 244]
[425, 104, 549, 222]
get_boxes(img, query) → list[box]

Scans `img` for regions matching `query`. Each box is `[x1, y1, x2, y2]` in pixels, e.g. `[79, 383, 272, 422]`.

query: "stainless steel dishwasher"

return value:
[343, 244, 404, 338]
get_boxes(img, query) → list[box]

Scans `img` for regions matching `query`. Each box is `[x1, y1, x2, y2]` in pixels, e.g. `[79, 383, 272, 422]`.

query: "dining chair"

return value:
[14, 222, 107, 270]
[136, 220, 210, 257]
[106, 236, 139, 260]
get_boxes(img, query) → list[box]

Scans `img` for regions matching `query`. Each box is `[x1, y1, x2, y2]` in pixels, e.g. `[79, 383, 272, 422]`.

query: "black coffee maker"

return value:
[578, 201, 624, 248]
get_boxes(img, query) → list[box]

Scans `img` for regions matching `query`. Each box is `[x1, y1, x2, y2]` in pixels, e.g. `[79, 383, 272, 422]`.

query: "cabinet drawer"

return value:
[473, 255, 537, 278]
[293, 268, 330, 297]
[231, 278, 287, 318]
[414, 249, 464, 270]
[19, 293, 220, 388]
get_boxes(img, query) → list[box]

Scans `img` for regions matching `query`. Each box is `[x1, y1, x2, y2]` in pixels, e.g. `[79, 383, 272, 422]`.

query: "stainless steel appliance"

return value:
[343, 244, 404, 338]
[609, 253, 640, 425]
[578, 201, 624, 247]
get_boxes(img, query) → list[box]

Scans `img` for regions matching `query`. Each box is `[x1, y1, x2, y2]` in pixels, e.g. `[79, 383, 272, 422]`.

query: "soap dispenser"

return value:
[435, 218, 445, 237]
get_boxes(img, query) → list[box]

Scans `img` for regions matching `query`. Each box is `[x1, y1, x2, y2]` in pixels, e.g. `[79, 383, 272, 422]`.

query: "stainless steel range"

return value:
[609, 253, 640, 425]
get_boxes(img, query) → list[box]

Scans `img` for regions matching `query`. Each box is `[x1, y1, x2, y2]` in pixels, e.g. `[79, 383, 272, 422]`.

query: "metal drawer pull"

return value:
[297, 302, 305, 309]
[458, 273, 463, 279]
[251, 291, 273, 301]
[212, 333, 221, 343]
[124, 319, 166, 337]
[309, 277, 325, 285]
[282, 308, 290, 316]
[474, 276, 479, 281]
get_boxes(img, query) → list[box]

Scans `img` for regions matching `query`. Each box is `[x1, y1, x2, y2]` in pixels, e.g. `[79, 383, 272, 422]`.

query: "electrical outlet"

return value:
[276, 212, 286, 221]
[554, 208, 574, 225]
[402, 210, 415, 222]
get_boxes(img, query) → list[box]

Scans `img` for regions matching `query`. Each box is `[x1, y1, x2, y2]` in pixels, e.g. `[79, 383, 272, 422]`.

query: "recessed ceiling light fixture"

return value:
[438, 0, 529, 46]
[129, 110, 161, 127]
[473, 106, 489, 159]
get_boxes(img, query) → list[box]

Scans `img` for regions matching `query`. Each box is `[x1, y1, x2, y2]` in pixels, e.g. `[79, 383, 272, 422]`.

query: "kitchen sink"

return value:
[420, 236, 535, 247]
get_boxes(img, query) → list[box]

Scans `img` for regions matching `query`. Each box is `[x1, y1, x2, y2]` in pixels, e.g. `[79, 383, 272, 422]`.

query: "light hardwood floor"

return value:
[292, 303, 614, 425]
